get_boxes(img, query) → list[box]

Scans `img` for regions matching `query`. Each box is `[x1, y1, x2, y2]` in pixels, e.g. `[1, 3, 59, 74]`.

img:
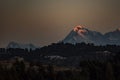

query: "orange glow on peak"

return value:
[73, 25, 85, 32]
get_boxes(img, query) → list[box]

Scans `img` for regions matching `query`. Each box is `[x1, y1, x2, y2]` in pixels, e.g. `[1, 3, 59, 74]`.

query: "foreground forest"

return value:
[0, 42, 120, 80]
[0, 57, 120, 80]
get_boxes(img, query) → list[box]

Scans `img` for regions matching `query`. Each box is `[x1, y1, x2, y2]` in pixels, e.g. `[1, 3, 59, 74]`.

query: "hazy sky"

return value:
[0, 0, 120, 47]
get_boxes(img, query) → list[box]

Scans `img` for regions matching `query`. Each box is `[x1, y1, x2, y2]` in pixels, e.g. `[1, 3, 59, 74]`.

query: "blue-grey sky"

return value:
[0, 0, 120, 47]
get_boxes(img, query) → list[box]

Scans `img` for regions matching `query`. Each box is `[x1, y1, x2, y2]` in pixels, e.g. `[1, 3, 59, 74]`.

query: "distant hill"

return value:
[7, 41, 37, 50]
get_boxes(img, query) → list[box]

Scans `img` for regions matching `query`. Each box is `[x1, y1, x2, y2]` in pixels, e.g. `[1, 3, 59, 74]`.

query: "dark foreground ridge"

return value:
[0, 42, 120, 66]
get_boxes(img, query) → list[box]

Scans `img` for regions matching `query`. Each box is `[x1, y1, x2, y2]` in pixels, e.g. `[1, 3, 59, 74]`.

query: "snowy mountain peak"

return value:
[63, 25, 120, 45]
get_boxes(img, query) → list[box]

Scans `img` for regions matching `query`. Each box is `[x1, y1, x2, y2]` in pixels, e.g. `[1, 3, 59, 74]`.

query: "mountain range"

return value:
[63, 25, 120, 45]
[7, 25, 120, 48]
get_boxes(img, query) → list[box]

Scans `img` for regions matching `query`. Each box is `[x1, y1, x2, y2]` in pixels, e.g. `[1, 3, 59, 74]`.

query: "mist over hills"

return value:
[63, 25, 120, 45]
